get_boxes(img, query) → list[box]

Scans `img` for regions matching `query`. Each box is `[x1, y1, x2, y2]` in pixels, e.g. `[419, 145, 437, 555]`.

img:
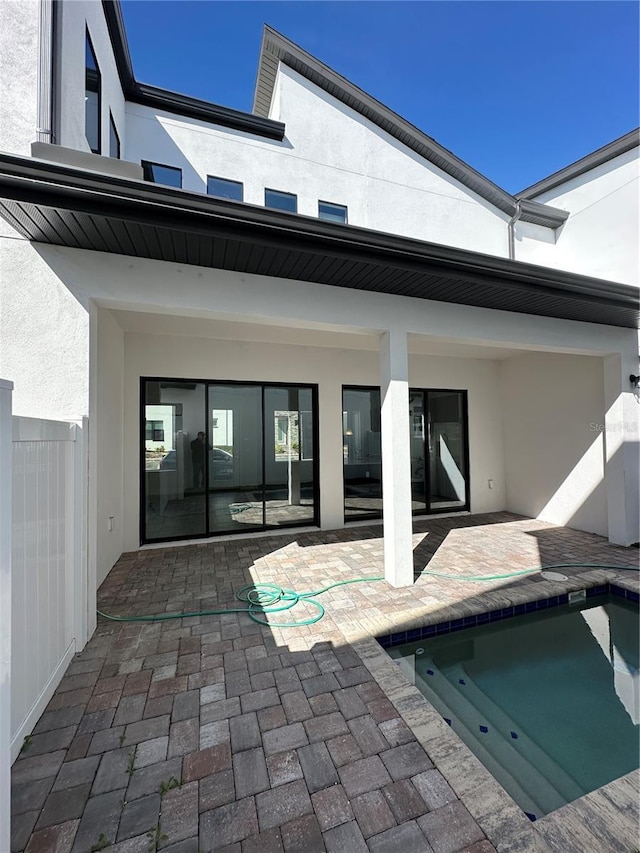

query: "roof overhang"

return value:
[0, 154, 636, 329]
[518, 128, 640, 199]
[101, 0, 285, 141]
[253, 26, 569, 229]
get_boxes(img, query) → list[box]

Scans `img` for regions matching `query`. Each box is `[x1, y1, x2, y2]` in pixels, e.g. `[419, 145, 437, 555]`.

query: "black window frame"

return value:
[265, 188, 297, 213]
[109, 111, 120, 159]
[341, 385, 470, 522]
[207, 175, 243, 202]
[141, 160, 183, 188]
[318, 200, 348, 224]
[85, 29, 101, 154]
[140, 377, 320, 545]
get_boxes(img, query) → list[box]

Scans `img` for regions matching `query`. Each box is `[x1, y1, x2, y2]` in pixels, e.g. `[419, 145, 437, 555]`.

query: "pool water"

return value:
[388, 595, 639, 820]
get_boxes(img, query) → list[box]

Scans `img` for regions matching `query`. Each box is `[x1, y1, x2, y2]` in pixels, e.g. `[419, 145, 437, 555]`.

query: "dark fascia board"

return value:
[518, 128, 640, 199]
[0, 153, 632, 315]
[253, 26, 568, 229]
[101, 0, 285, 141]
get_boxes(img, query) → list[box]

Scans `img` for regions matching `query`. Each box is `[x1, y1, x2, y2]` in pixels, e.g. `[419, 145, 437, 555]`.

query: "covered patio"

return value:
[11, 513, 639, 853]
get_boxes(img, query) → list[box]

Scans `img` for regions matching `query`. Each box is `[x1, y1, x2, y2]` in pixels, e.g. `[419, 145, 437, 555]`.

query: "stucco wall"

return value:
[0, 1, 39, 157]
[500, 352, 608, 536]
[124, 65, 510, 254]
[57, 0, 125, 156]
[0, 240, 89, 420]
[94, 307, 124, 585]
[119, 330, 507, 552]
[517, 148, 640, 286]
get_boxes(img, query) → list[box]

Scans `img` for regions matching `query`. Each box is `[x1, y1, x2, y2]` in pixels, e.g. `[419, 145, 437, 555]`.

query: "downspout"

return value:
[36, 0, 56, 143]
[507, 200, 522, 260]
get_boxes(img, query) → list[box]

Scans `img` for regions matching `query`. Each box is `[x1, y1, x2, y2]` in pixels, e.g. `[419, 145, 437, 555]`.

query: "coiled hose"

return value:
[97, 562, 638, 629]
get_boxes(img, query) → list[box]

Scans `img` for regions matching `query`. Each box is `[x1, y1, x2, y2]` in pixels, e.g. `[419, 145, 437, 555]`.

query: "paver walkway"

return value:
[11, 513, 639, 852]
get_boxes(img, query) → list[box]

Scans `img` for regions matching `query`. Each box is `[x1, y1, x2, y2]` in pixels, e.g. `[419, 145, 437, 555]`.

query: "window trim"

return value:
[341, 384, 470, 522]
[141, 160, 183, 188]
[318, 200, 348, 224]
[139, 376, 320, 544]
[85, 29, 101, 154]
[207, 175, 244, 202]
[109, 111, 120, 159]
[264, 188, 297, 213]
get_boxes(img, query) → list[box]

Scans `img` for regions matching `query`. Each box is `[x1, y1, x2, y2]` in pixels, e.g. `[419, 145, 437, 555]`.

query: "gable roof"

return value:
[517, 128, 640, 199]
[253, 26, 568, 229]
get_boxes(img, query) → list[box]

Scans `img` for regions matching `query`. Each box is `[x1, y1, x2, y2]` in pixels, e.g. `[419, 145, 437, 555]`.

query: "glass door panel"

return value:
[427, 390, 467, 511]
[208, 385, 263, 534]
[264, 386, 316, 527]
[342, 388, 382, 518]
[409, 391, 427, 512]
[143, 380, 206, 540]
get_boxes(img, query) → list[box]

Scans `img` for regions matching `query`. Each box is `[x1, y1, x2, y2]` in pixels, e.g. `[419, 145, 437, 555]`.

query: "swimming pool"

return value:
[386, 593, 639, 821]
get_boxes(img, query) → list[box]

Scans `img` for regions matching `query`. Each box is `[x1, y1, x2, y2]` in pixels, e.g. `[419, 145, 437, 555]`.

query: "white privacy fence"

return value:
[9, 412, 88, 762]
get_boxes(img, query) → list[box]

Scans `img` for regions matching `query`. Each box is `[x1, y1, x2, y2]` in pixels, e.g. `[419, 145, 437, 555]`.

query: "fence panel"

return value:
[10, 417, 85, 761]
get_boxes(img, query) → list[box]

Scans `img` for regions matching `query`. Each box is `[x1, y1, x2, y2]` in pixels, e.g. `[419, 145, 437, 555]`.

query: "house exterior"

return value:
[0, 0, 638, 620]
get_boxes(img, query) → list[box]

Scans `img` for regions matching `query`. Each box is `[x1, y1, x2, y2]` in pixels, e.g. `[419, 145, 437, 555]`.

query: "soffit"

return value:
[0, 155, 636, 330]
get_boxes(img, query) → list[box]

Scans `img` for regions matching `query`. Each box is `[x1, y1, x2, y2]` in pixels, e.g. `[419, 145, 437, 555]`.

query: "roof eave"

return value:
[102, 0, 284, 141]
[253, 26, 568, 228]
[0, 154, 635, 329]
[517, 128, 640, 199]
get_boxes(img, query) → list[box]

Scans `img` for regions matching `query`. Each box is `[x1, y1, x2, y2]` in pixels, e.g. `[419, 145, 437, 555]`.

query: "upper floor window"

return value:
[85, 31, 101, 154]
[207, 176, 243, 202]
[319, 201, 348, 224]
[141, 161, 182, 188]
[265, 189, 297, 213]
[109, 112, 120, 159]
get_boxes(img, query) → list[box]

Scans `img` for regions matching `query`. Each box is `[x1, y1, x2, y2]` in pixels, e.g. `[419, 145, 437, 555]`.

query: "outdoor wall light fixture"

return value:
[344, 428, 353, 436]
[630, 374, 640, 389]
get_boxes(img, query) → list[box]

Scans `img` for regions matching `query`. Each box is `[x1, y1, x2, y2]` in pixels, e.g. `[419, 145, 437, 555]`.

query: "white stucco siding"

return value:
[272, 67, 510, 254]
[94, 307, 124, 585]
[0, 240, 89, 420]
[57, 0, 125, 157]
[500, 353, 608, 537]
[0, 1, 39, 156]
[124, 66, 509, 254]
[119, 330, 507, 552]
[517, 148, 640, 286]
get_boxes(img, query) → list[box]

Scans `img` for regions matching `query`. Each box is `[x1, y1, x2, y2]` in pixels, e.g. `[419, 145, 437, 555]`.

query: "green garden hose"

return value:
[97, 562, 638, 629]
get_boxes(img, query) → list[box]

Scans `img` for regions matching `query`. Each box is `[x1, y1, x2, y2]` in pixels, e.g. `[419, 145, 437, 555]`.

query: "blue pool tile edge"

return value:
[375, 581, 638, 647]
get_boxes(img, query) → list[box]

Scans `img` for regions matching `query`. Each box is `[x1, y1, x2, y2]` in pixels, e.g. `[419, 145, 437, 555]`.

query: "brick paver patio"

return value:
[10, 512, 639, 852]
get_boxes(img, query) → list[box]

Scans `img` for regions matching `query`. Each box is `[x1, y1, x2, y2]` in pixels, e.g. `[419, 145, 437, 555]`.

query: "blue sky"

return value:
[120, 1, 638, 194]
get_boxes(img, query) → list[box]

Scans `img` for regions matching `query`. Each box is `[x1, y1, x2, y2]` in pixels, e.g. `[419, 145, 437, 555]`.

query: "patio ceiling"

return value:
[0, 153, 638, 329]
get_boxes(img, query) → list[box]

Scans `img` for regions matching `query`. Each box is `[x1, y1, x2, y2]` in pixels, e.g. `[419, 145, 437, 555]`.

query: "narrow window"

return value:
[109, 112, 120, 159]
[141, 161, 182, 188]
[265, 188, 297, 213]
[319, 201, 348, 224]
[85, 31, 101, 154]
[207, 176, 243, 201]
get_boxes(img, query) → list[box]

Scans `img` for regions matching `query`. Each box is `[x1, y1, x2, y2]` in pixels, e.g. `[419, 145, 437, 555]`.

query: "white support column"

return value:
[319, 380, 345, 530]
[379, 330, 414, 587]
[603, 353, 640, 546]
[0, 379, 13, 853]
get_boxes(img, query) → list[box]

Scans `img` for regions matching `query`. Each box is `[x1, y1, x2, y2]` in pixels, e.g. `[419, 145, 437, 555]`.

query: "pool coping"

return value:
[338, 570, 640, 853]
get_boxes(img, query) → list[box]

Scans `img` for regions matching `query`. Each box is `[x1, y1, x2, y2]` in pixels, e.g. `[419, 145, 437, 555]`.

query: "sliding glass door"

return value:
[343, 386, 469, 520]
[426, 390, 468, 511]
[142, 379, 318, 543]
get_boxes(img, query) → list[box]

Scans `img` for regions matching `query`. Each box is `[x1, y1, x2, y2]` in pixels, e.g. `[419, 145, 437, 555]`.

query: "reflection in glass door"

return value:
[208, 385, 262, 533]
[409, 391, 427, 512]
[264, 387, 316, 527]
[143, 380, 207, 541]
[427, 390, 468, 511]
[141, 379, 318, 543]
